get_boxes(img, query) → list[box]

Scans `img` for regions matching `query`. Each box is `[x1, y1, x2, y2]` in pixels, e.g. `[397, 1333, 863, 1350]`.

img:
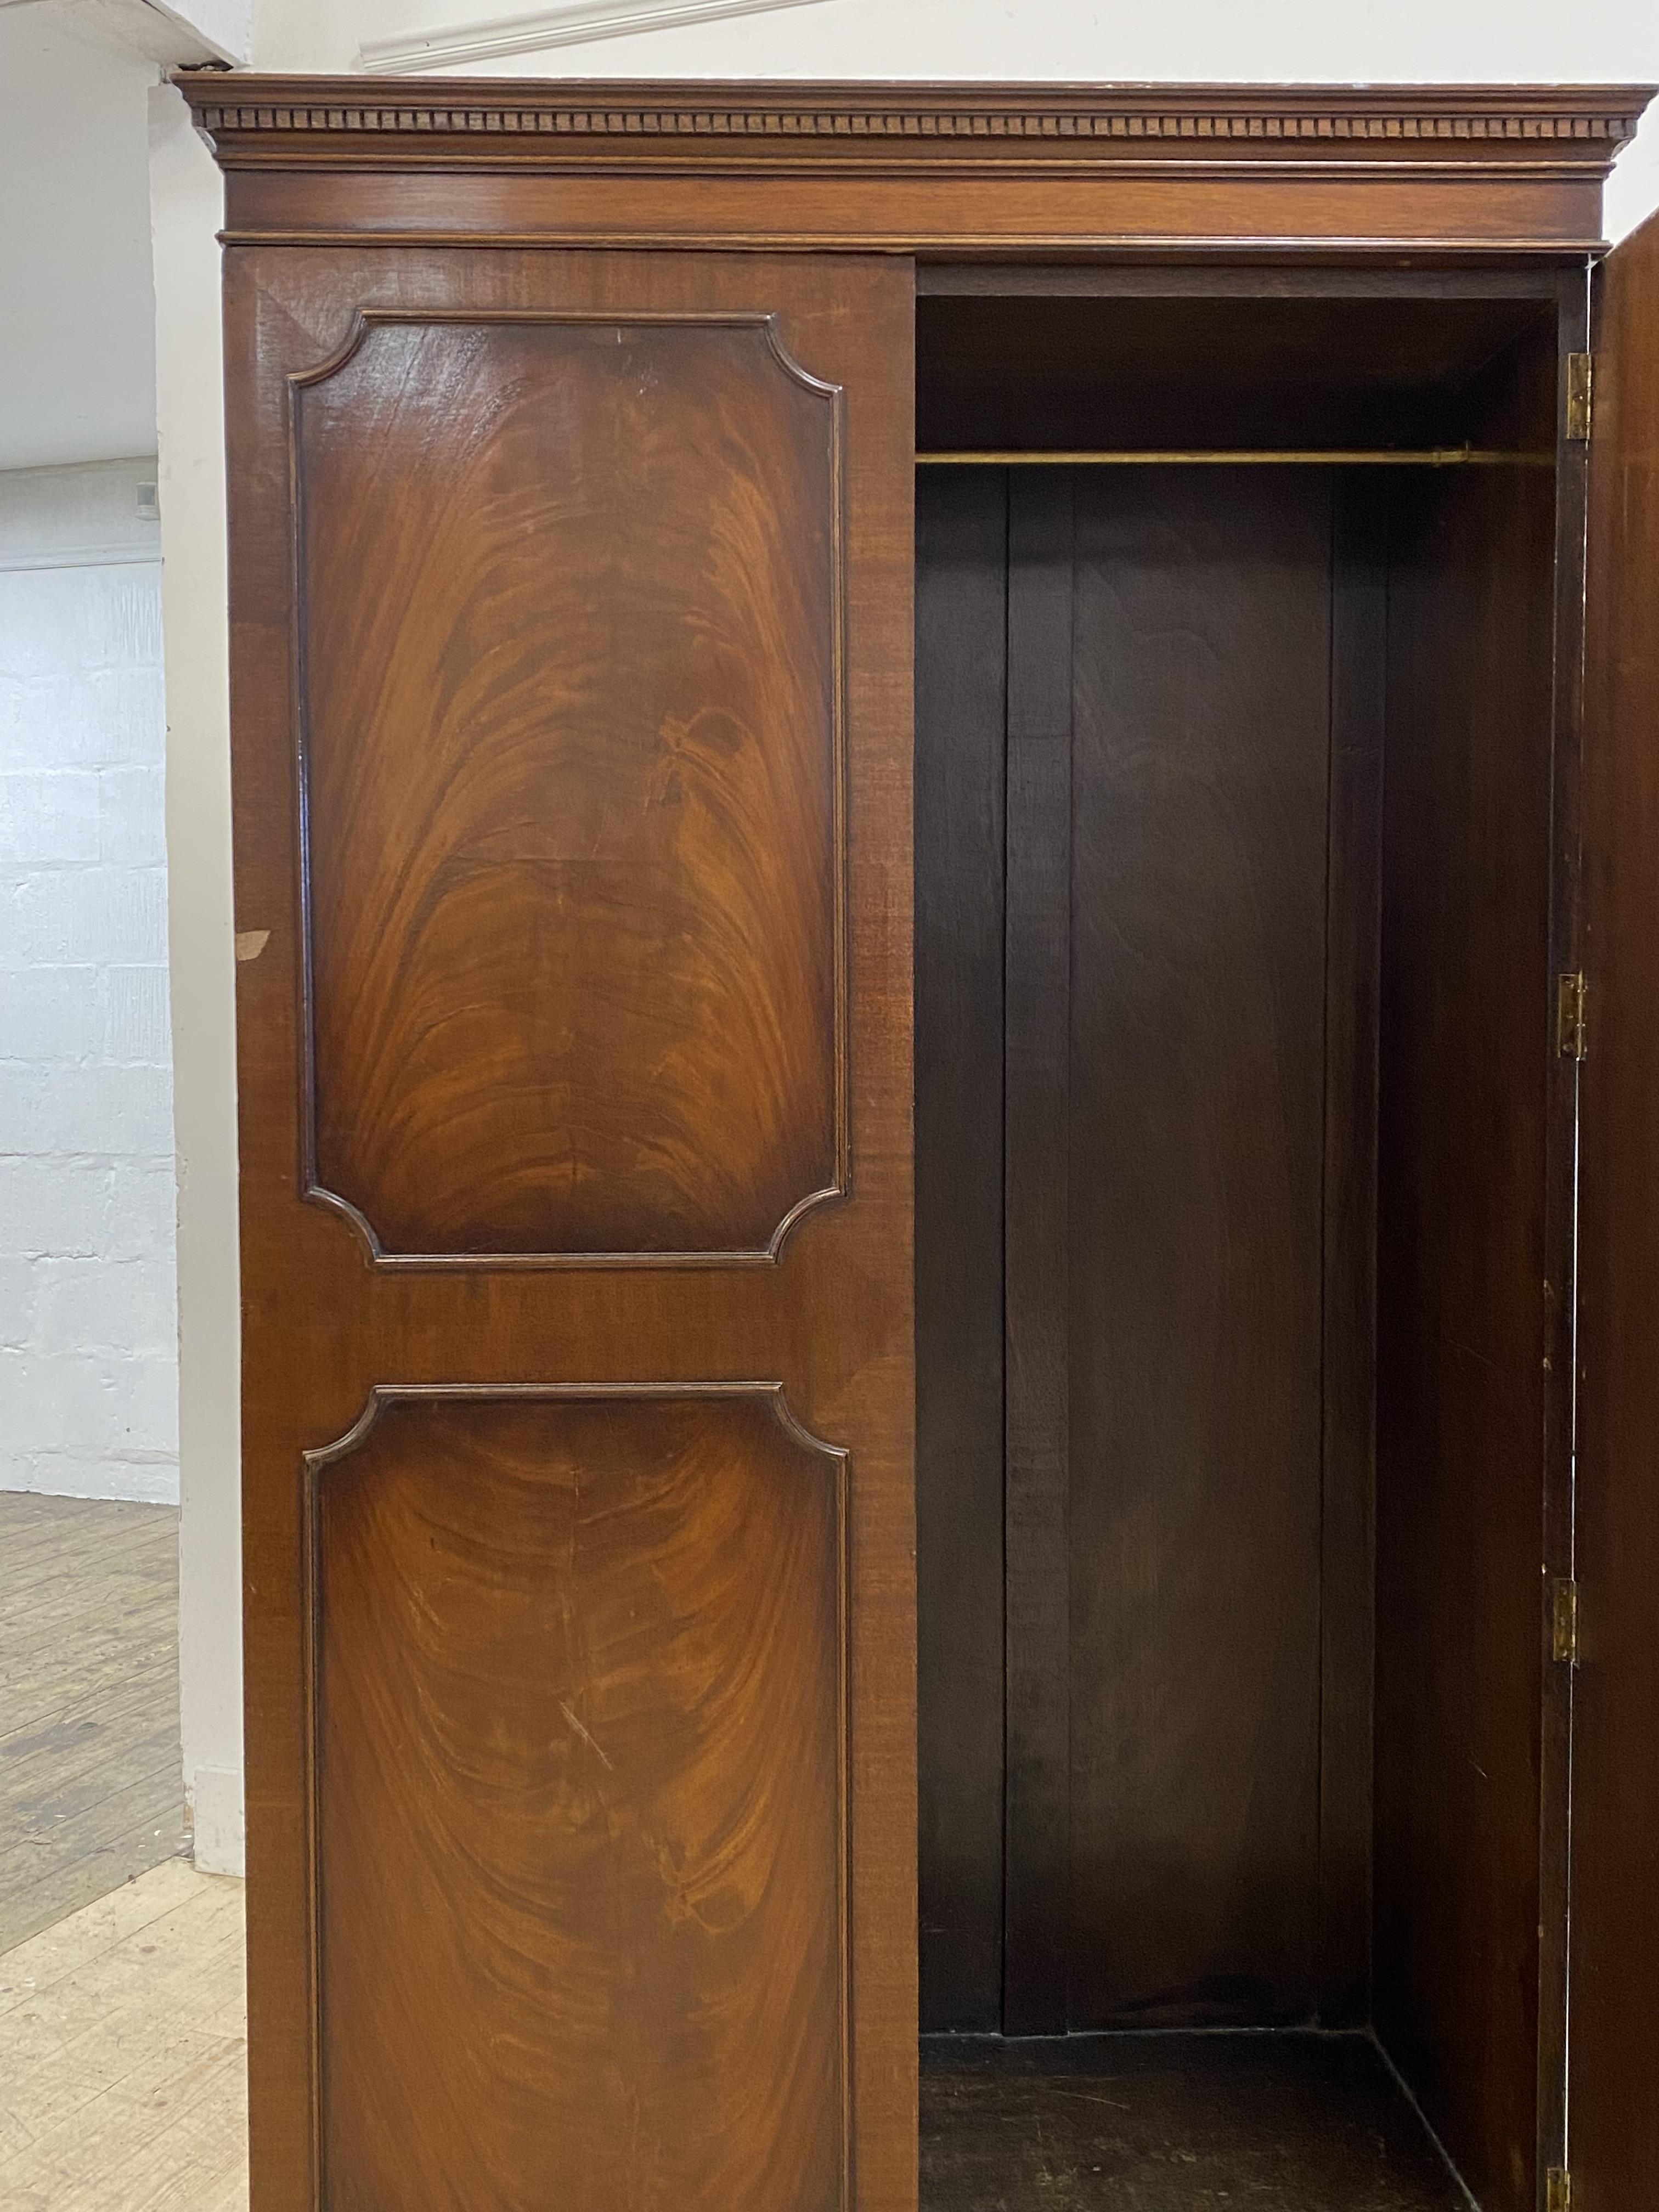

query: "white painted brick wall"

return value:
[0, 459, 179, 1505]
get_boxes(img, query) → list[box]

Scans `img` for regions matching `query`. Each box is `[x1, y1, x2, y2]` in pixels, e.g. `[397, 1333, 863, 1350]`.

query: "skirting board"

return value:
[188, 1763, 246, 1878]
[0, 459, 160, 573]
[0, 545, 162, 574]
[360, 0, 837, 74]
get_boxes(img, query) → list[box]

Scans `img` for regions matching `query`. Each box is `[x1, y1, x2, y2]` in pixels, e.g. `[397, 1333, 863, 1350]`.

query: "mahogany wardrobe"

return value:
[183, 77, 1659, 2212]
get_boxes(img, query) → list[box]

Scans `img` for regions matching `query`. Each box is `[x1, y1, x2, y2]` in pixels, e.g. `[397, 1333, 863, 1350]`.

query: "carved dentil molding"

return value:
[180, 78, 1651, 159]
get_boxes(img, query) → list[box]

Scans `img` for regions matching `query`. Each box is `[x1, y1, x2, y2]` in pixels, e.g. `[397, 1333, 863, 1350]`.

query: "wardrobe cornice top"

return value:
[176, 76, 1655, 258]
[178, 77, 1652, 172]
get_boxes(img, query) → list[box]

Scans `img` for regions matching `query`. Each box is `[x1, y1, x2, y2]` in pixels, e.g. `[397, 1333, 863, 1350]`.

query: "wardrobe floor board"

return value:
[920, 2032, 1471, 2211]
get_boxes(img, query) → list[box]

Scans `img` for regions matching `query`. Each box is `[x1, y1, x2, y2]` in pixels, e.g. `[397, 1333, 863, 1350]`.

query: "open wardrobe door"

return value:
[223, 247, 916, 2212]
[1571, 205, 1659, 2208]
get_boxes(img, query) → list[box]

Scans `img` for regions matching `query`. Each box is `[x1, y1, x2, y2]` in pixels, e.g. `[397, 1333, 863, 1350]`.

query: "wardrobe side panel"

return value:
[1571, 205, 1659, 2212]
[1374, 334, 1559, 2212]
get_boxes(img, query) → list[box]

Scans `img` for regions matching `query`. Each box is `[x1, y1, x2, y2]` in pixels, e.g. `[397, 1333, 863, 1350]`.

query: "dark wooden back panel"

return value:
[1372, 331, 1561, 2212]
[1066, 467, 1335, 2029]
[915, 469, 1007, 2035]
[914, 462, 1383, 2039]
[1572, 205, 1659, 2212]
[1319, 477, 1389, 2033]
[224, 247, 915, 2211]
[1001, 470, 1077, 2035]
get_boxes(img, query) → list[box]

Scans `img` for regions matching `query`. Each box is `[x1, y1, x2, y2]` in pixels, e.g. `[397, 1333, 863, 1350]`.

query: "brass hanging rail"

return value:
[916, 445, 1551, 467]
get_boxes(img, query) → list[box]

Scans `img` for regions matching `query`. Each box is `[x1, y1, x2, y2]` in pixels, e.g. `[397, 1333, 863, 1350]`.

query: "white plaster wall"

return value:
[158, 0, 1659, 1880]
[150, 84, 244, 1877]
[0, 12, 162, 470]
[256, 0, 1659, 240]
[0, 459, 179, 1507]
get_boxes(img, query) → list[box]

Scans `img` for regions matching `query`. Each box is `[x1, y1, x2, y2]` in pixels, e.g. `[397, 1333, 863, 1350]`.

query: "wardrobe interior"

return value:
[913, 278, 1570, 2212]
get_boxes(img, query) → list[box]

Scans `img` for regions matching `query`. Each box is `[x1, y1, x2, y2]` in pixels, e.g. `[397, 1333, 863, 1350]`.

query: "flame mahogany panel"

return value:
[309, 1387, 847, 2212]
[294, 313, 844, 1262]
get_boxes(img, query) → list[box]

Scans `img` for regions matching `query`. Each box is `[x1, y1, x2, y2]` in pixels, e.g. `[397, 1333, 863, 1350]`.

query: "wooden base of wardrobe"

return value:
[921, 2033, 1469, 2211]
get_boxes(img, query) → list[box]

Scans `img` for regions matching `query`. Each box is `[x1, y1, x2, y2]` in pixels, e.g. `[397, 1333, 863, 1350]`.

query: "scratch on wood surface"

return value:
[558, 1701, 614, 1771]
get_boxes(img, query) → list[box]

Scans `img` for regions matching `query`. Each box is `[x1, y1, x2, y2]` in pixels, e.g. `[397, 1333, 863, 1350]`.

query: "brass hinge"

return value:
[1547, 2165, 1573, 2212]
[1566, 353, 1594, 441]
[1551, 1579, 1579, 1666]
[1558, 972, 1588, 1061]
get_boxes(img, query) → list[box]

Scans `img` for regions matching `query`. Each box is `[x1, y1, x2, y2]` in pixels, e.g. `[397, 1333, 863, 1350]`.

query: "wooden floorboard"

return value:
[0, 1494, 188, 1955]
[0, 1857, 250, 2212]
[921, 2034, 1474, 2211]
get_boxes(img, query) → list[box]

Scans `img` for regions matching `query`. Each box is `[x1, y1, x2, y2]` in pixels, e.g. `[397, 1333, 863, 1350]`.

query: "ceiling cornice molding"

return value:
[358, 0, 836, 76]
[177, 76, 1654, 174]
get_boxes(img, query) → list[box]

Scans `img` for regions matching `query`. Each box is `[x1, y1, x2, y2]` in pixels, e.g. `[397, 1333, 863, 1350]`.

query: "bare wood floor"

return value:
[0, 1492, 246, 2208]
[0, 1856, 249, 2211]
[0, 1492, 188, 1954]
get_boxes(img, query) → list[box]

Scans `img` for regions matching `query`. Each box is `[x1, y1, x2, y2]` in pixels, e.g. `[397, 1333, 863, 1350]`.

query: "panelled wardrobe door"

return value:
[1573, 205, 1659, 2212]
[223, 249, 916, 2211]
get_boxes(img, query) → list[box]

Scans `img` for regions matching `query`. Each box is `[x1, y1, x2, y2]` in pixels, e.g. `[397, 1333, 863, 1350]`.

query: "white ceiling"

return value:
[0, 7, 161, 469]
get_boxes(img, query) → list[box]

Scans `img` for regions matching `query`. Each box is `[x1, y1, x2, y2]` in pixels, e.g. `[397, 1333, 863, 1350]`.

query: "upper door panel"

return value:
[293, 309, 846, 1265]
